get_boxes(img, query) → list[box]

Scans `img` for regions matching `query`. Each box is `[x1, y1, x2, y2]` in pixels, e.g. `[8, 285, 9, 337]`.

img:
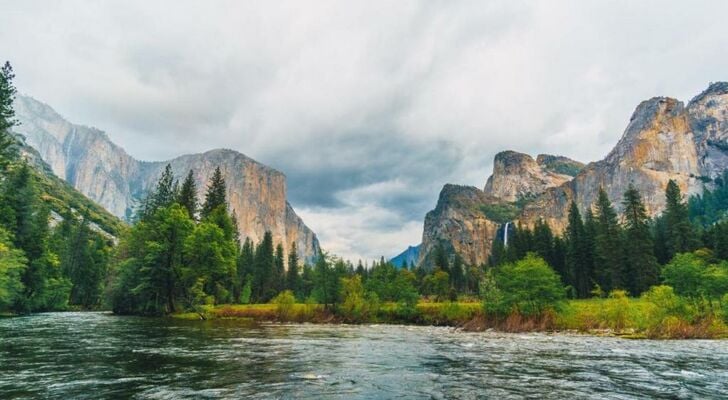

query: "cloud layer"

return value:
[2, 0, 728, 261]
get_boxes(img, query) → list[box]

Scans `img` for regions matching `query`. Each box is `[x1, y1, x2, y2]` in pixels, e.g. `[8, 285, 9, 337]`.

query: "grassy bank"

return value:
[171, 297, 728, 339]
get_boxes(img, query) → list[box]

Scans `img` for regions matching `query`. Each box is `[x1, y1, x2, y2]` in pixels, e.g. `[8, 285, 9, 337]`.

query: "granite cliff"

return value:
[418, 83, 728, 267]
[14, 95, 320, 262]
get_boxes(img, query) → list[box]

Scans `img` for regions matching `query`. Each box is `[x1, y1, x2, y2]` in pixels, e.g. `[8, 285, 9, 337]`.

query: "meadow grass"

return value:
[170, 298, 728, 339]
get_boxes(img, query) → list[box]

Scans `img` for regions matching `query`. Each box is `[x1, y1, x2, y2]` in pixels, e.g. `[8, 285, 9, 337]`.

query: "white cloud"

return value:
[2, 0, 728, 259]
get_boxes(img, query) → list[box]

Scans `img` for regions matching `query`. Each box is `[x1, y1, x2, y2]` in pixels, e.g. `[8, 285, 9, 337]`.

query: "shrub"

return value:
[490, 254, 566, 317]
[602, 290, 631, 332]
[339, 276, 379, 323]
[271, 290, 296, 321]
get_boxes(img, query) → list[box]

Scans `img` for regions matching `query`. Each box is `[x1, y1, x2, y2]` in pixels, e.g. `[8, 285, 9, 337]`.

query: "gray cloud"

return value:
[2, 0, 728, 260]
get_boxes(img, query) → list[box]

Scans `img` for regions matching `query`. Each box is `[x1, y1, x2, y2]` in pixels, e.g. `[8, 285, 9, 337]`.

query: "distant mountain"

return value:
[14, 95, 320, 262]
[419, 82, 728, 267]
[390, 245, 420, 268]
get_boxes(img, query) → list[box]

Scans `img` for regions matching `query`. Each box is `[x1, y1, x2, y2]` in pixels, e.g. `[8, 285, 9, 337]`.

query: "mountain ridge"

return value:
[14, 95, 320, 262]
[418, 82, 728, 267]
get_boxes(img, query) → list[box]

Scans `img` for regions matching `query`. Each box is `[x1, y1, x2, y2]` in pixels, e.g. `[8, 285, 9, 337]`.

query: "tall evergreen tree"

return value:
[153, 164, 176, 209]
[593, 188, 623, 292]
[432, 244, 450, 274]
[0, 61, 18, 169]
[565, 201, 590, 297]
[532, 219, 555, 266]
[252, 231, 275, 302]
[177, 170, 198, 219]
[286, 242, 301, 295]
[621, 185, 659, 295]
[663, 180, 697, 260]
[201, 167, 227, 218]
[274, 243, 285, 294]
[236, 238, 255, 302]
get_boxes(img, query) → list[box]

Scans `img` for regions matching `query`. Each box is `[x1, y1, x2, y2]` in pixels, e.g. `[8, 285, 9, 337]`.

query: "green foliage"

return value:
[661, 251, 728, 302]
[339, 275, 379, 322]
[51, 214, 110, 308]
[177, 170, 198, 219]
[486, 254, 566, 317]
[0, 227, 26, 312]
[239, 278, 252, 304]
[423, 270, 450, 301]
[201, 166, 227, 218]
[0, 61, 18, 170]
[602, 290, 631, 332]
[689, 170, 728, 227]
[271, 290, 296, 320]
[480, 202, 520, 224]
[622, 185, 659, 295]
[479, 269, 506, 316]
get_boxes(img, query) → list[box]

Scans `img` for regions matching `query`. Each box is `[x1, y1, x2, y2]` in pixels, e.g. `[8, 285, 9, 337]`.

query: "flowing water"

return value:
[1, 312, 727, 399]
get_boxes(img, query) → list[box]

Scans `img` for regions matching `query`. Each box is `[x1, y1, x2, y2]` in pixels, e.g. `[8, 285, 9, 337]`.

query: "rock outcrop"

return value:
[483, 151, 583, 202]
[14, 95, 320, 262]
[419, 83, 728, 267]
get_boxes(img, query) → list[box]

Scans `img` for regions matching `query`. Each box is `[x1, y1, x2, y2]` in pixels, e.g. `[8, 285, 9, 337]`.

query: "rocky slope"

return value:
[419, 82, 728, 267]
[14, 95, 320, 262]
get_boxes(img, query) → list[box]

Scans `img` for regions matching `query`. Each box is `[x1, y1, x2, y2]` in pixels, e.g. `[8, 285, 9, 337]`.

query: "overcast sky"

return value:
[2, 1, 727, 261]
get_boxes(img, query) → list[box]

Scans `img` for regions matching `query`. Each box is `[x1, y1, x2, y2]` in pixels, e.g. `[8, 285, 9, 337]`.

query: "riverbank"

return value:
[171, 298, 728, 339]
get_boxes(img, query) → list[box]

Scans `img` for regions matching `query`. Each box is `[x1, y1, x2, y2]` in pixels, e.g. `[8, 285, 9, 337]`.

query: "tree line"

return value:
[485, 178, 728, 298]
[0, 62, 113, 314]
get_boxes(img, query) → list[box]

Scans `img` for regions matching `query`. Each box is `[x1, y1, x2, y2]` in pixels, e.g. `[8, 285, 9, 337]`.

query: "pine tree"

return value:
[663, 180, 697, 260]
[622, 185, 659, 295]
[565, 201, 590, 297]
[177, 170, 198, 219]
[236, 238, 255, 302]
[451, 253, 465, 291]
[433, 244, 450, 274]
[252, 231, 275, 302]
[274, 243, 285, 294]
[593, 188, 623, 291]
[532, 219, 555, 266]
[201, 167, 227, 218]
[152, 164, 176, 210]
[0, 61, 18, 170]
[286, 242, 301, 295]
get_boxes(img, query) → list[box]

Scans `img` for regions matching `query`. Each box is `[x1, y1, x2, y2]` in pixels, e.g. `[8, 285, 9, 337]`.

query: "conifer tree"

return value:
[0, 61, 18, 169]
[593, 188, 623, 291]
[201, 167, 227, 218]
[565, 201, 589, 296]
[622, 185, 659, 295]
[663, 180, 697, 260]
[286, 242, 301, 295]
[177, 170, 198, 219]
[451, 253, 465, 291]
[433, 244, 450, 274]
[153, 164, 176, 210]
[252, 231, 275, 302]
[236, 238, 255, 301]
[274, 243, 285, 294]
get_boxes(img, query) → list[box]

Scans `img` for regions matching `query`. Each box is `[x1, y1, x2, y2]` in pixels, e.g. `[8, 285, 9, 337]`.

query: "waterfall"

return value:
[503, 221, 510, 247]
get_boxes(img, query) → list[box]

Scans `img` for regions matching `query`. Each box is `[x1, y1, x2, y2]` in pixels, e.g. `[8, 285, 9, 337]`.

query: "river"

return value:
[0, 312, 726, 399]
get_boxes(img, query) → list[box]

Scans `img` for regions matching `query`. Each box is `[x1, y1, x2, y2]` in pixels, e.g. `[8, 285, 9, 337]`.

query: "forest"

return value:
[1, 61, 727, 338]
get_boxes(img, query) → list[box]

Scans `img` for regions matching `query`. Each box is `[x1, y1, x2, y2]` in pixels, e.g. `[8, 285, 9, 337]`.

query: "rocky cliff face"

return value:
[419, 83, 728, 267]
[14, 95, 320, 262]
[483, 151, 582, 202]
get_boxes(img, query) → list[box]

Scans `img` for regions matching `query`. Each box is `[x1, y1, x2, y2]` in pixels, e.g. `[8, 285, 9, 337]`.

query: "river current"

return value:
[0, 312, 726, 399]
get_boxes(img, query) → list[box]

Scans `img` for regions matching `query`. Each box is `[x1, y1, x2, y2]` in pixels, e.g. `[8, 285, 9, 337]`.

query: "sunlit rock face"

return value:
[14, 95, 320, 262]
[420, 83, 728, 267]
[484, 151, 581, 202]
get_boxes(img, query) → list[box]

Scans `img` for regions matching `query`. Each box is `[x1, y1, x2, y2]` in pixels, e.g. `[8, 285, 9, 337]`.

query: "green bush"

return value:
[483, 254, 565, 317]
[339, 276, 379, 323]
[271, 290, 296, 321]
[602, 290, 631, 332]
